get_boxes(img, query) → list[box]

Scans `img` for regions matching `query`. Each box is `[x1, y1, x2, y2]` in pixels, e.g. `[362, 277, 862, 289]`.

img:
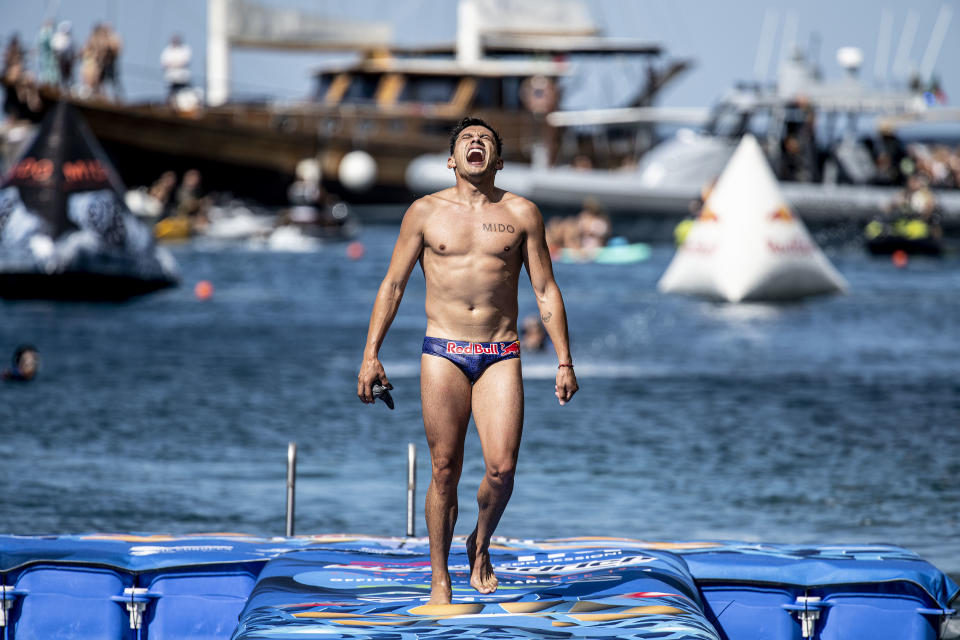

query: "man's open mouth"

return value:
[466, 148, 485, 165]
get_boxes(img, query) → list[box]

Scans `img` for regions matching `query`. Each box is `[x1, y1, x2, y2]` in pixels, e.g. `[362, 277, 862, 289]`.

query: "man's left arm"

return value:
[521, 203, 578, 405]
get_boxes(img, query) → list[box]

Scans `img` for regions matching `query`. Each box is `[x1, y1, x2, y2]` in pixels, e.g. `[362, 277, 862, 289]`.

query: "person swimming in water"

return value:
[2, 344, 39, 381]
[357, 116, 578, 605]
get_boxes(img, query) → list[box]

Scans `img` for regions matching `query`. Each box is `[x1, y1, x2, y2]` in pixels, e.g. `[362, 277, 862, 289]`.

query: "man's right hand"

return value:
[358, 356, 391, 404]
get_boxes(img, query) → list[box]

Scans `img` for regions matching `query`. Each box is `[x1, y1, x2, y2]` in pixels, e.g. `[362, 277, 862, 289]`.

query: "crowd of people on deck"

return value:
[5, 22, 123, 100]
[773, 98, 960, 194]
[2, 23, 193, 118]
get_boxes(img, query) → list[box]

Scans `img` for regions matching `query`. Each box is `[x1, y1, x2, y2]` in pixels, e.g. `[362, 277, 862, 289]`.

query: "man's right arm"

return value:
[357, 200, 427, 403]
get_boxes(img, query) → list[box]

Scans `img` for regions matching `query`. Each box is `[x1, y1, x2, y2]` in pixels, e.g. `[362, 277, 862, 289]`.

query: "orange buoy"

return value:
[194, 280, 214, 300]
[347, 241, 365, 260]
[892, 250, 908, 268]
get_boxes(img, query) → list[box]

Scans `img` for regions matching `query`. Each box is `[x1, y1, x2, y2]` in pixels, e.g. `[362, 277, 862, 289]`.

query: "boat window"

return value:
[708, 105, 750, 138]
[747, 108, 772, 138]
[472, 78, 503, 108]
[397, 76, 457, 104]
[341, 74, 380, 104]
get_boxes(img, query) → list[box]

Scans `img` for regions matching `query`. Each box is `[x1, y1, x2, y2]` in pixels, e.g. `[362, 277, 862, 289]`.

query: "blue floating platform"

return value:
[0, 534, 955, 640]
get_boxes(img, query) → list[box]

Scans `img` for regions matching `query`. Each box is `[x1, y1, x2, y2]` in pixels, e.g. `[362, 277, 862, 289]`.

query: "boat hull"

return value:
[0, 271, 175, 301]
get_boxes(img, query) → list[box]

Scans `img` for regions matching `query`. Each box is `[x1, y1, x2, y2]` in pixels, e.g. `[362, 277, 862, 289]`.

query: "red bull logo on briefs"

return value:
[446, 342, 497, 355]
[444, 341, 520, 355]
[500, 342, 520, 356]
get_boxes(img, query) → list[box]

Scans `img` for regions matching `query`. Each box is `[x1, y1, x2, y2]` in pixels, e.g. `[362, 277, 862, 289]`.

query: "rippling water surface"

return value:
[2, 221, 958, 576]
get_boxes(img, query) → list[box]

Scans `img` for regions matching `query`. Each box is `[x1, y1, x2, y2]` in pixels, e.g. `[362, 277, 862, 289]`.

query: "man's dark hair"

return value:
[449, 117, 503, 157]
[13, 344, 37, 366]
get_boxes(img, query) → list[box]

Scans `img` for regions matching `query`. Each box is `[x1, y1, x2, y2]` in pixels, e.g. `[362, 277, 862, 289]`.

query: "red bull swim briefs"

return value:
[422, 337, 520, 383]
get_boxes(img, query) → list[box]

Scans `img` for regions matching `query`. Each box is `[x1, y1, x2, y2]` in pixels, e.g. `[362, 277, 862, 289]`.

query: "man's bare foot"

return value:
[428, 571, 452, 605]
[466, 530, 498, 594]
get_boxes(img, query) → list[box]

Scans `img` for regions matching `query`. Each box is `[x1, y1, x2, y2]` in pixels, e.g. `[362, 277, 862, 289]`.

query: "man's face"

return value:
[448, 126, 502, 176]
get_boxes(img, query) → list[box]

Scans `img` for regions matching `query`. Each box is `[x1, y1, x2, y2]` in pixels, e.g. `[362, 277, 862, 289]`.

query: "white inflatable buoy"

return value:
[338, 150, 377, 192]
[658, 134, 848, 302]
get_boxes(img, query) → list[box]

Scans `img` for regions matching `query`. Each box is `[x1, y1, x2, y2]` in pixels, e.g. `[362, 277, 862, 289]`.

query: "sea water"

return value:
[1, 223, 958, 577]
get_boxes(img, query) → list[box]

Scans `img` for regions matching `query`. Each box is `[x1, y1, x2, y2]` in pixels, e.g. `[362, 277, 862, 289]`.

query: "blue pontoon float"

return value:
[0, 534, 955, 639]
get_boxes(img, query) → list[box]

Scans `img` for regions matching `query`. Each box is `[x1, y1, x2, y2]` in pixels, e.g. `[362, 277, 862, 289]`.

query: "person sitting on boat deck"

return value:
[878, 173, 943, 243]
[148, 171, 177, 216]
[2, 344, 39, 382]
[357, 116, 578, 605]
[174, 169, 210, 223]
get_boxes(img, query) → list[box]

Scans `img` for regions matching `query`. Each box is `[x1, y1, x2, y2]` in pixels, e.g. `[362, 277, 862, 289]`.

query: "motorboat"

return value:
[407, 45, 960, 226]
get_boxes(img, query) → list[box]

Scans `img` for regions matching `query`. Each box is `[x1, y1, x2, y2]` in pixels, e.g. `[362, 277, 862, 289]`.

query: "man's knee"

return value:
[484, 461, 516, 487]
[431, 455, 463, 490]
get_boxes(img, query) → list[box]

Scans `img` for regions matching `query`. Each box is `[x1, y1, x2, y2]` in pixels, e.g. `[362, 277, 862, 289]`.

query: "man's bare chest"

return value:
[424, 212, 524, 257]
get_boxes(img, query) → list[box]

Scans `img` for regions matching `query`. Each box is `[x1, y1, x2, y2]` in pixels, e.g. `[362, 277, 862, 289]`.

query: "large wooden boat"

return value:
[4, 0, 691, 205]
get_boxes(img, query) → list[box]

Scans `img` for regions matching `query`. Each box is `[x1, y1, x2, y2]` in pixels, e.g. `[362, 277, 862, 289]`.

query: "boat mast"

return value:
[457, 0, 482, 66]
[207, 0, 230, 106]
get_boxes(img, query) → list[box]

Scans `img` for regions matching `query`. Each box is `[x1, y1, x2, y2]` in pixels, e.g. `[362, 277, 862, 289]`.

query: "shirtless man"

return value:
[358, 117, 578, 605]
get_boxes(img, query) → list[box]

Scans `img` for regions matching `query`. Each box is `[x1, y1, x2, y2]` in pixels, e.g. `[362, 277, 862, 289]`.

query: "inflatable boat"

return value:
[0, 533, 954, 640]
[0, 102, 178, 301]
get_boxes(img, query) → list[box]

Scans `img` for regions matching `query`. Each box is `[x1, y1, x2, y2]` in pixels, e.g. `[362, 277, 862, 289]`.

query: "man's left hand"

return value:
[555, 367, 578, 406]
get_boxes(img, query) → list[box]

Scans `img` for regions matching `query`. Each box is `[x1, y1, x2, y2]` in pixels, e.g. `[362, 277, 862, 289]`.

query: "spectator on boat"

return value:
[890, 173, 939, 221]
[950, 146, 960, 188]
[3, 34, 26, 85]
[36, 20, 58, 86]
[2, 344, 39, 382]
[99, 23, 122, 100]
[871, 126, 906, 186]
[778, 98, 818, 183]
[2, 34, 38, 119]
[160, 34, 192, 105]
[79, 24, 106, 97]
[51, 21, 74, 89]
[3, 33, 24, 117]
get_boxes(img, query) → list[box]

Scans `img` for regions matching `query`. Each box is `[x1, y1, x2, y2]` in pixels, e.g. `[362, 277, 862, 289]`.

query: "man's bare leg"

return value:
[467, 358, 523, 594]
[421, 354, 472, 604]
